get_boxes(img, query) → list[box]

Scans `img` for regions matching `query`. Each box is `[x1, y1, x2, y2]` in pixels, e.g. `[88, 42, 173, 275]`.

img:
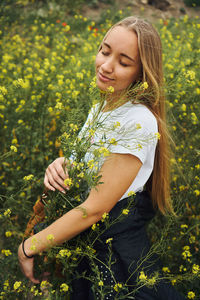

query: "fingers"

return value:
[18, 245, 40, 284]
[19, 258, 39, 284]
[44, 157, 69, 193]
[23, 263, 40, 284]
[44, 171, 66, 193]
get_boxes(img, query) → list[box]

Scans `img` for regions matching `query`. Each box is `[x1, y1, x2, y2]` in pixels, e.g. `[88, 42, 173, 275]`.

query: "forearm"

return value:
[24, 205, 101, 256]
[24, 153, 142, 256]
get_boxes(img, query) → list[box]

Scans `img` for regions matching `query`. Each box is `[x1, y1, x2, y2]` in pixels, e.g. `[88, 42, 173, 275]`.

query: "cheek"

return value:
[125, 68, 141, 84]
[121, 71, 136, 85]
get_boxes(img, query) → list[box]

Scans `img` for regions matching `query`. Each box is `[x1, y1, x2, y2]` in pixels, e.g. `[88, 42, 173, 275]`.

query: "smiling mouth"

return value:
[98, 72, 114, 82]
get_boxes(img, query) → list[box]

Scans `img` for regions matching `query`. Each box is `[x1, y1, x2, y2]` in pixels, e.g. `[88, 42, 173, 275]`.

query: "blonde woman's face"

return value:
[95, 26, 141, 95]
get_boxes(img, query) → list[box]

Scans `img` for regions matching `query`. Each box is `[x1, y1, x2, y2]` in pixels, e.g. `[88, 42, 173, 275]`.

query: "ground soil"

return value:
[83, 0, 200, 23]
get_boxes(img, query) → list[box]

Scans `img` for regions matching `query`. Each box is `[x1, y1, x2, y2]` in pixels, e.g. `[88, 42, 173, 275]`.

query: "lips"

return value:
[98, 71, 114, 83]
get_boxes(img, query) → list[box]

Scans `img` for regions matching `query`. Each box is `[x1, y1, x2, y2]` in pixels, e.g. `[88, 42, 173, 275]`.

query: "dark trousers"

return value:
[71, 192, 186, 300]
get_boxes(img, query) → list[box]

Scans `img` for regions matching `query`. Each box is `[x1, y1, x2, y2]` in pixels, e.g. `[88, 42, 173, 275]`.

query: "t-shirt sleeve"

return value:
[106, 117, 158, 164]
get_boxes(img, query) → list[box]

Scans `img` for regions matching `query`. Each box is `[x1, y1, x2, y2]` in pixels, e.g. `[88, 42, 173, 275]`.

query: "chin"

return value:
[96, 81, 108, 91]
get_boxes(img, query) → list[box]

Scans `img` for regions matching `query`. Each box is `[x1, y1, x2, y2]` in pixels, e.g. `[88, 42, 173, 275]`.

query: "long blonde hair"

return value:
[104, 16, 173, 215]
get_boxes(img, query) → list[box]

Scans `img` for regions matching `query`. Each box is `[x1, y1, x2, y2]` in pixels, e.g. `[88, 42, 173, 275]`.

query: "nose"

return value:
[101, 57, 114, 74]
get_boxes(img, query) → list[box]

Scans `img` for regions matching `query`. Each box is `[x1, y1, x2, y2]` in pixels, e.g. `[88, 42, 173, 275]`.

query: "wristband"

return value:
[22, 239, 34, 259]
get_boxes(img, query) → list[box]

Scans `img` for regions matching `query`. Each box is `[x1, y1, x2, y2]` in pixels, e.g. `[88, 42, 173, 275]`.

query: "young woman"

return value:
[18, 16, 185, 299]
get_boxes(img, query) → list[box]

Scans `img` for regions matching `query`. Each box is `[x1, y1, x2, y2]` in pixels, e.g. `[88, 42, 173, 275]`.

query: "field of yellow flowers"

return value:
[0, 2, 200, 299]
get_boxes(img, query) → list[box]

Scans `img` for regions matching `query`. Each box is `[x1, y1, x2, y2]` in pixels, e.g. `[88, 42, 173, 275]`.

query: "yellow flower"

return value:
[48, 107, 53, 113]
[89, 76, 97, 89]
[181, 104, 187, 111]
[113, 121, 121, 128]
[30, 286, 38, 294]
[102, 212, 108, 219]
[12, 138, 18, 144]
[64, 178, 73, 187]
[55, 102, 63, 109]
[137, 143, 143, 150]
[13, 281, 21, 290]
[58, 249, 72, 258]
[171, 279, 176, 285]
[64, 25, 70, 32]
[23, 174, 34, 181]
[98, 281, 104, 286]
[87, 159, 95, 169]
[185, 70, 195, 80]
[58, 79, 64, 86]
[122, 209, 129, 215]
[189, 235, 196, 244]
[62, 132, 70, 140]
[155, 132, 161, 140]
[107, 86, 114, 93]
[192, 264, 200, 274]
[60, 283, 69, 292]
[77, 172, 84, 178]
[127, 191, 136, 197]
[40, 280, 49, 289]
[180, 224, 188, 229]
[1, 249, 12, 256]
[76, 72, 83, 80]
[15, 78, 30, 89]
[4, 209, 11, 216]
[69, 123, 78, 131]
[142, 81, 148, 90]
[109, 138, 117, 145]
[106, 238, 113, 244]
[5, 231, 12, 237]
[139, 271, 147, 281]
[98, 147, 110, 157]
[10, 145, 17, 152]
[92, 224, 96, 230]
[47, 234, 54, 242]
[0, 86, 8, 95]
[182, 246, 192, 259]
[187, 291, 195, 299]
[147, 277, 156, 286]
[136, 123, 141, 129]
[3, 280, 9, 291]
[183, 245, 190, 251]
[162, 267, 170, 273]
[191, 112, 198, 125]
[114, 283, 122, 291]
[196, 88, 200, 95]
[30, 244, 36, 251]
[89, 128, 95, 136]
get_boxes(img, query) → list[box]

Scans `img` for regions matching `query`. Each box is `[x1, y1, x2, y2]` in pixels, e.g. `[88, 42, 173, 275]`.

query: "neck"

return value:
[101, 90, 128, 112]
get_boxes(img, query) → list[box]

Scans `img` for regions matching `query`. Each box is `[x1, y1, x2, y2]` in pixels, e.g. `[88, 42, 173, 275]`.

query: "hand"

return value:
[44, 157, 69, 193]
[18, 243, 39, 284]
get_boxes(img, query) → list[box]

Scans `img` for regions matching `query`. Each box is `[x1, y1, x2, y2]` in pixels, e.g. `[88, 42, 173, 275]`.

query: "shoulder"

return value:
[120, 103, 158, 133]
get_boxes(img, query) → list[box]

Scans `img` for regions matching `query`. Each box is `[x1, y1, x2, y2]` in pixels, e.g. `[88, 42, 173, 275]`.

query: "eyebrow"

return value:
[103, 42, 136, 63]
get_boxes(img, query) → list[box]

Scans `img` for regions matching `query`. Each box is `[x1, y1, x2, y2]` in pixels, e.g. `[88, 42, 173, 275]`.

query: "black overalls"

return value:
[71, 191, 186, 300]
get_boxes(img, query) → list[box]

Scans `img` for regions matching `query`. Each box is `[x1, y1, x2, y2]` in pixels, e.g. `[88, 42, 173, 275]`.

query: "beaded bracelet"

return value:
[22, 239, 34, 259]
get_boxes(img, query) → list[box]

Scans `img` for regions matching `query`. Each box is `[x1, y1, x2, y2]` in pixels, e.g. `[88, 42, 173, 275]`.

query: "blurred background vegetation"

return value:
[0, 0, 200, 299]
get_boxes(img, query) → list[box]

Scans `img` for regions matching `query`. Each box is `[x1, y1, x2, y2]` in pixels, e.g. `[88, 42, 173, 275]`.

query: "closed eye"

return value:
[120, 62, 129, 67]
[101, 51, 110, 56]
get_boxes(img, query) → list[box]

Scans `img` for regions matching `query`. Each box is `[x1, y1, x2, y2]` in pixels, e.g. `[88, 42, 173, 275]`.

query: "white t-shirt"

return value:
[78, 101, 158, 201]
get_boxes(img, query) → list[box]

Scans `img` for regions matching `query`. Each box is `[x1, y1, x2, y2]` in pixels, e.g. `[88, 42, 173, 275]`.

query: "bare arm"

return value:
[18, 153, 142, 282]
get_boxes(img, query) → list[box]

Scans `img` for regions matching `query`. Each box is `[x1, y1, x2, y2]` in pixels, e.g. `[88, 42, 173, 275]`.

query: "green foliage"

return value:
[0, 6, 200, 300]
[183, 0, 200, 7]
[0, 0, 115, 27]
